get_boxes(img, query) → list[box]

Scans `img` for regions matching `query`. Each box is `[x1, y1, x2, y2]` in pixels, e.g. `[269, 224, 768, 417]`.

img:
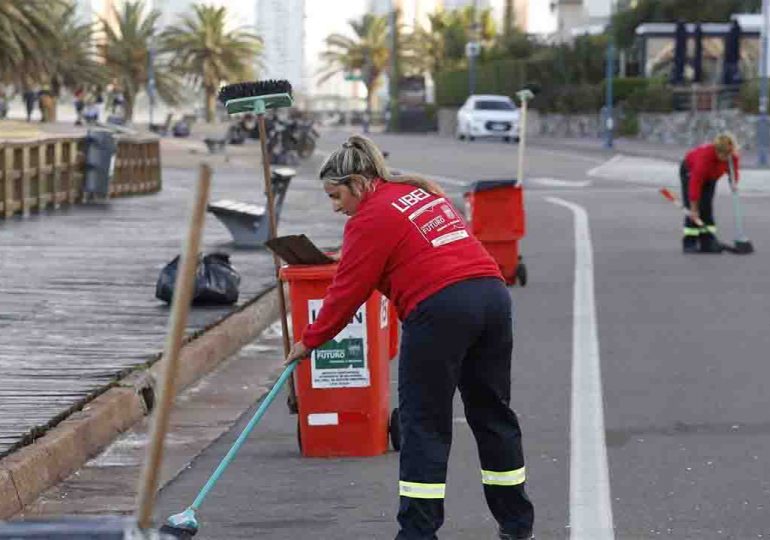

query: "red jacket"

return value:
[685, 144, 740, 202]
[302, 180, 503, 349]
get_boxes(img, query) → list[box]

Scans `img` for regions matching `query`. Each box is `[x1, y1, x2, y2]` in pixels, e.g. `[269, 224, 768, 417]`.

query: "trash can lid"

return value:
[464, 179, 520, 194]
[279, 262, 339, 282]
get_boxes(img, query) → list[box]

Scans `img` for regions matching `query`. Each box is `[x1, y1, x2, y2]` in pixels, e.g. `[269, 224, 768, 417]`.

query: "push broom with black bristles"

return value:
[159, 80, 299, 538]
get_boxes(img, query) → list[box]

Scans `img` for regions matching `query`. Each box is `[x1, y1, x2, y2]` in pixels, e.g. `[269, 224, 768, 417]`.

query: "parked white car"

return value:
[456, 94, 520, 143]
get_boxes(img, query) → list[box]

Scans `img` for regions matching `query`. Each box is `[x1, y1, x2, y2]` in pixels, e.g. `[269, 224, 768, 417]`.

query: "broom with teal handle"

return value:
[726, 155, 754, 254]
[160, 360, 299, 538]
[161, 80, 300, 538]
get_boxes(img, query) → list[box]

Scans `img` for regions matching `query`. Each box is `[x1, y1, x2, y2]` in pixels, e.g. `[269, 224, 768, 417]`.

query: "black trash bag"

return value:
[155, 252, 240, 305]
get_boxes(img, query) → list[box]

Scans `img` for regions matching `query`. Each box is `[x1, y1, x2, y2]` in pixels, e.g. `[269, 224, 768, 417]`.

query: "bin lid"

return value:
[280, 262, 339, 282]
[464, 179, 520, 195]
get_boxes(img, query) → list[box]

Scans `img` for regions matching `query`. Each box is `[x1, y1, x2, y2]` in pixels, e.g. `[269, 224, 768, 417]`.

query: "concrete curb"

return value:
[0, 286, 282, 519]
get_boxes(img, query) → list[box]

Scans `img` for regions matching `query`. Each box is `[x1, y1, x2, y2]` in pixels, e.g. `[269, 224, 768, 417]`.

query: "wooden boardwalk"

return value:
[0, 145, 345, 457]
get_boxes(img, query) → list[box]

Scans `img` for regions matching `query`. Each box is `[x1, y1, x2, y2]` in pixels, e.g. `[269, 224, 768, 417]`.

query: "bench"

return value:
[149, 113, 173, 136]
[207, 167, 296, 247]
[203, 137, 227, 153]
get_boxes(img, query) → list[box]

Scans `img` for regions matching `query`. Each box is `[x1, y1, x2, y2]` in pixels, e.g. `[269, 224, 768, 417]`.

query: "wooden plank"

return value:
[52, 142, 62, 209]
[67, 140, 78, 205]
[3, 147, 14, 218]
[36, 144, 46, 212]
[21, 145, 31, 217]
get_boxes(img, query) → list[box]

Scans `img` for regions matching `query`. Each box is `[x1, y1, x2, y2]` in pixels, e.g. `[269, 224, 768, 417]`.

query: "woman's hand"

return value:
[285, 341, 311, 366]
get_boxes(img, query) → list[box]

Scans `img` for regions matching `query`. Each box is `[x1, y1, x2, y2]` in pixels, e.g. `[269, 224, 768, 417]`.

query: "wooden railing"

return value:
[0, 136, 161, 219]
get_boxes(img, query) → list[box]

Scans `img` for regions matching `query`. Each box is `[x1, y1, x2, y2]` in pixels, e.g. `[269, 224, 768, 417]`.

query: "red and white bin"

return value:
[280, 263, 400, 457]
[464, 179, 528, 286]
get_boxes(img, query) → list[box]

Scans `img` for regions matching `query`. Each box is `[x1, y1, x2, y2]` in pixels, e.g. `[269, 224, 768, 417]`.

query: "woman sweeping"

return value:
[284, 135, 535, 539]
[680, 132, 741, 253]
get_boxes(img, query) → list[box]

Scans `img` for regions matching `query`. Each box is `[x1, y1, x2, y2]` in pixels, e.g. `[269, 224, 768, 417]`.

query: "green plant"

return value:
[618, 111, 640, 136]
[610, 77, 649, 104]
[739, 79, 759, 114]
[624, 82, 674, 112]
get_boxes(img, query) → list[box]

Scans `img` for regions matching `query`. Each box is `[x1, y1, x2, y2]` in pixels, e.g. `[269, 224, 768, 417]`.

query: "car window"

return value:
[474, 100, 515, 111]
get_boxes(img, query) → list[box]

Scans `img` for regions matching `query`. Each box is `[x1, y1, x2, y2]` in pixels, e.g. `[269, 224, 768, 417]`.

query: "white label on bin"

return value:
[408, 198, 469, 247]
[308, 413, 339, 426]
[309, 299, 369, 389]
[380, 296, 389, 329]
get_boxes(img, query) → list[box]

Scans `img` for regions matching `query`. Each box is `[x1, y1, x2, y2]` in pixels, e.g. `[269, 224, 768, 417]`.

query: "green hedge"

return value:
[609, 77, 649, 104]
[435, 58, 529, 106]
[739, 79, 759, 114]
[435, 61, 676, 114]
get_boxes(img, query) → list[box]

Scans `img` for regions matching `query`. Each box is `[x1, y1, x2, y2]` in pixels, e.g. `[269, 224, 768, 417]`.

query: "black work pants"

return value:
[680, 161, 717, 235]
[395, 277, 534, 539]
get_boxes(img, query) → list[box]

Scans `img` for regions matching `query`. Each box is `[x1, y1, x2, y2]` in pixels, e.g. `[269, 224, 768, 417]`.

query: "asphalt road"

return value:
[155, 130, 770, 539]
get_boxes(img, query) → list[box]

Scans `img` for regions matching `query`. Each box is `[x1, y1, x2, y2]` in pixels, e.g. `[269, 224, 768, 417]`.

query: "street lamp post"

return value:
[759, 0, 769, 166]
[468, 0, 480, 95]
[147, 44, 157, 128]
[604, 1, 617, 149]
[389, 1, 400, 132]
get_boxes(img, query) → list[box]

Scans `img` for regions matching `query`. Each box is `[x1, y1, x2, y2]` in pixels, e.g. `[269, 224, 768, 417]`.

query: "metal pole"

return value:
[389, 0, 400, 132]
[759, 0, 769, 166]
[604, 2, 616, 149]
[147, 45, 156, 128]
[469, 0, 480, 95]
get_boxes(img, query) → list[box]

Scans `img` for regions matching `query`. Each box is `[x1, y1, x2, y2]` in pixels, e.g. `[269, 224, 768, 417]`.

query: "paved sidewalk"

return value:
[528, 135, 768, 170]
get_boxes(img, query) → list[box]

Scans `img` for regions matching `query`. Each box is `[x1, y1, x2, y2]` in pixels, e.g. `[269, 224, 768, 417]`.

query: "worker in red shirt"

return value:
[284, 136, 534, 540]
[680, 132, 740, 253]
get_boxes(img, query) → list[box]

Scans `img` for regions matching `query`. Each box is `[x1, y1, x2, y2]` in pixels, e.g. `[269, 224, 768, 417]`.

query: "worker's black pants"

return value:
[680, 161, 718, 251]
[395, 277, 534, 540]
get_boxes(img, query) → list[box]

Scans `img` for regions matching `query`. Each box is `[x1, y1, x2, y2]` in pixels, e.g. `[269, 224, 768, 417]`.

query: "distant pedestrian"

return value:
[74, 87, 85, 126]
[0, 89, 7, 120]
[23, 89, 37, 122]
[680, 132, 741, 253]
[284, 135, 535, 540]
[39, 87, 54, 123]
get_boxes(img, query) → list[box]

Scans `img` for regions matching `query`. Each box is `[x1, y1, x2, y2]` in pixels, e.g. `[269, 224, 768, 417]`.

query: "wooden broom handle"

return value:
[136, 164, 211, 528]
[257, 115, 298, 414]
[257, 115, 292, 357]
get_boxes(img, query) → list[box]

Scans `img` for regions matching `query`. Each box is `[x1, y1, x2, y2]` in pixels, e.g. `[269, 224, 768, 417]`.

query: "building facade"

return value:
[552, 0, 615, 42]
[255, 0, 306, 94]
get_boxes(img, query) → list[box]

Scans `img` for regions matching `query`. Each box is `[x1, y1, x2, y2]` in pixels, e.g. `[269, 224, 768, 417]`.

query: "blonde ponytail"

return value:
[319, 135, 445, 196]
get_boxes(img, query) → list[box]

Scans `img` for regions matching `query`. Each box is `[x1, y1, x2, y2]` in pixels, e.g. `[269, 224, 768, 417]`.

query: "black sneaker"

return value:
[499, 531, 534, 539]
[682, 236, 698, 253]
[698, 232, 724, 254]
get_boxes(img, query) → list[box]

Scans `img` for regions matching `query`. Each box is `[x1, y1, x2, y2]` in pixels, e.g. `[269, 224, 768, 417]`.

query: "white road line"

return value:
[532, 147, 610, 165]
[546, 197, 615, 540]
[586, 154, 625, 178]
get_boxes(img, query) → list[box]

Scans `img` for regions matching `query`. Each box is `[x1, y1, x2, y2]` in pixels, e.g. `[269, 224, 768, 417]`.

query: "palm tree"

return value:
[402, 7, 497, 78]
[0, 0, 64, 87]
[319, 14, 391, 117]
[161, 4, 261, 123]
[101, 0, 179, 123]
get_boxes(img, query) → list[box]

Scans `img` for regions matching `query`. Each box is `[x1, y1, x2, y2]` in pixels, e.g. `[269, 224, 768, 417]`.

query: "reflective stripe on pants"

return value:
[481, 467, 526, 487]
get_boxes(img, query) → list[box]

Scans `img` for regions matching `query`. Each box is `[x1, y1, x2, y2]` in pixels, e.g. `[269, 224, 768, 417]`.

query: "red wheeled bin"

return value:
[279, 263, 400, 457]
[464, 179, 527, 286]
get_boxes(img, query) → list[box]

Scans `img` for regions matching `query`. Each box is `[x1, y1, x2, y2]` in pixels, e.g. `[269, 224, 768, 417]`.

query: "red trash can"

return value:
[280, 263, 395, 457]
[464, 179, 527, 286]
[388, 300, 399, 360]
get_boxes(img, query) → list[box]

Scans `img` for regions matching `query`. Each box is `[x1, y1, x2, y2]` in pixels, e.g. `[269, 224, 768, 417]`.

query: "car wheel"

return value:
[468, 135, 475, 142]
[513, 136, 521, 143]
[503, 136, 511, 143]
